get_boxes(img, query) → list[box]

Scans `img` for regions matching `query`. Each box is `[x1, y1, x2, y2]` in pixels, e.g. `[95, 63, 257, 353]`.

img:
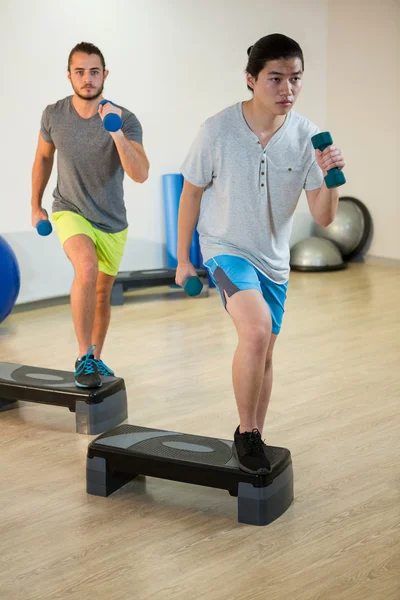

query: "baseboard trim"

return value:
[12, 295, 70, 313]
[362, 255, 400, 268]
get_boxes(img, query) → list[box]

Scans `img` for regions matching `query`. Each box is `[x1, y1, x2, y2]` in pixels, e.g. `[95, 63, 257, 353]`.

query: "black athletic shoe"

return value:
[74, 345, 102, 388]
[233, 426, 272, 474]
[261, 438, 269, 455]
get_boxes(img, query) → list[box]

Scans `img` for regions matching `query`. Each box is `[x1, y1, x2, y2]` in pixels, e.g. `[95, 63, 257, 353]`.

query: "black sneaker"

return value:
[74, 345, 102, 388]
[233, 426, 272, 474]
[261, 438, 269, 455]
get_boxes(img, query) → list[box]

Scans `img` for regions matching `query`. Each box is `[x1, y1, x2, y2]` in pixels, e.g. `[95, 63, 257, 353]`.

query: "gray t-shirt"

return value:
[40, 95, 143, 233]
[181, 102, 324, 283]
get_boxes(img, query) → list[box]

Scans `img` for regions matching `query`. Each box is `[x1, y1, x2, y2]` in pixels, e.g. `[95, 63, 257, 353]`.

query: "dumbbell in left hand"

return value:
[311, 131, 346, 189]
[98, 100, 122, 132]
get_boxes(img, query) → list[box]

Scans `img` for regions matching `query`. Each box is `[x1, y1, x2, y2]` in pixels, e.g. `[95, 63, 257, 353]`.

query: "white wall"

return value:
[327, 0, 400, 261]
[0, 0, 328, 303]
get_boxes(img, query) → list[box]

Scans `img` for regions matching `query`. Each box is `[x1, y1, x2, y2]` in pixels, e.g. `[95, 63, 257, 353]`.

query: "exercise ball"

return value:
[290, 237, 347, 272]
[0, 237, 20, 323]
[314, 197, 372, 259]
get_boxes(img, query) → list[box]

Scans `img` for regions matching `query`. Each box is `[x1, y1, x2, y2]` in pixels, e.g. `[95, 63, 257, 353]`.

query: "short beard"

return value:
[73, 82, 104, 102]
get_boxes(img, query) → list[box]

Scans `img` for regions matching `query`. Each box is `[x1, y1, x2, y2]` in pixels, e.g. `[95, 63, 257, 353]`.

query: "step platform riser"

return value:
[76, 390, 128, 434]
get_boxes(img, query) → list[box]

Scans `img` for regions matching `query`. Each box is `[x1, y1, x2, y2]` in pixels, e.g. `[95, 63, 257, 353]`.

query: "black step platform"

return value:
[0, 362, 128, 434]
[111, 268, 209, 306]
[86, 424, 293, 526]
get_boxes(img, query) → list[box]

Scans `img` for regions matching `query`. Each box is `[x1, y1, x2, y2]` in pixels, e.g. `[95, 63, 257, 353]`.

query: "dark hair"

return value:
[68, 42, 106, 71]
[246, 34, 304, 92]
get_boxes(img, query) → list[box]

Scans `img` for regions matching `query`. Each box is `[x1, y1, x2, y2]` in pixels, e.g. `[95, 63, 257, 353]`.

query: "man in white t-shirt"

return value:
[176, 33, 345, 474]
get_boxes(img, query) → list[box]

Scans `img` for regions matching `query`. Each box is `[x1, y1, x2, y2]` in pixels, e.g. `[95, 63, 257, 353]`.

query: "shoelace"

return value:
[242, 429, 272, 472]
[95, 359, 114, 377]
[245, 429, 264, 453]
[75, 344, 97, 376]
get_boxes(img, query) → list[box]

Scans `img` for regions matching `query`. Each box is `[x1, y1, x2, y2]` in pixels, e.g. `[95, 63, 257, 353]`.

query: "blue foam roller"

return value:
[192, 228, 200, 265]
[0, 236, 20, 323]
[190, 224, 199, 267]
[162, 174, 200, 268]
[98, 100, 122, 132]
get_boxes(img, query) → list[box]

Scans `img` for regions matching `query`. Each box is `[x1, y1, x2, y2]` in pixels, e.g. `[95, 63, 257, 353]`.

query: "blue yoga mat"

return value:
[162, 174, 200, 268]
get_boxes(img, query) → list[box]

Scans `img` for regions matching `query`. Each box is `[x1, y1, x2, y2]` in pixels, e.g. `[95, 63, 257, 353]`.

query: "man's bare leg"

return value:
[225, 290, 272, 433]
[92, 271, 116, 359]
[256, 334, 278, 435]
[63, 234, 98, 357]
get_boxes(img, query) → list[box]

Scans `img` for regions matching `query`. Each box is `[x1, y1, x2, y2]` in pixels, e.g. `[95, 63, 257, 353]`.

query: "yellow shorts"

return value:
[52, 211, 128, 276]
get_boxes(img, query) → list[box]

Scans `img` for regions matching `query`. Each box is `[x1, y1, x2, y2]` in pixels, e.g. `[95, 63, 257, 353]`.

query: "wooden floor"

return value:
[0, 263, 399, 600]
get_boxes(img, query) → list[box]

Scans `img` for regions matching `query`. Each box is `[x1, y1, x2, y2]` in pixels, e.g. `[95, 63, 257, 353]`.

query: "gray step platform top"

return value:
[88, 424, 291, 484]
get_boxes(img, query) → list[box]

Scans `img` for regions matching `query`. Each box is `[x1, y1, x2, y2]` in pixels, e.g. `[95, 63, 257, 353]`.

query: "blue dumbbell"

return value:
[183, 276, 203, 297]
[311, 131, 346, 189]
[36, 210, 52, 236]
[98, 100, 122, 132]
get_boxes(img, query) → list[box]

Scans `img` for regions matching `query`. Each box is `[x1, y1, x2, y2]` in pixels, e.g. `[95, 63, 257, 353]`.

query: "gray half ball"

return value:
[290, 237, 346, 271]
[314, 199, 368, 257]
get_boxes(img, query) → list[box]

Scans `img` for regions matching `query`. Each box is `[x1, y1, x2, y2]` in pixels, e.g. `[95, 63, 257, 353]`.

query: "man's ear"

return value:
[246, 72, 256, 91]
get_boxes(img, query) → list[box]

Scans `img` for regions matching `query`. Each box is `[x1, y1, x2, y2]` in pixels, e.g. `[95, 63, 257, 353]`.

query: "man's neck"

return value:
[72, 94, 103, 118]
[242, 99, 287, 144]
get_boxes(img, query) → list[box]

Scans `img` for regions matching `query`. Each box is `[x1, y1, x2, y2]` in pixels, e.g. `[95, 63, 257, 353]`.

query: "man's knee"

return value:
[75, 260, 98, 286]
[96, 274, 116, 305]
[239, 320, 271, 352]
[96, 286, 112, 305]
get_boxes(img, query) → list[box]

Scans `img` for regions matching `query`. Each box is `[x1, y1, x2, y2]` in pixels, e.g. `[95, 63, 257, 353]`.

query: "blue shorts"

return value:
[204, 255, 288, 334]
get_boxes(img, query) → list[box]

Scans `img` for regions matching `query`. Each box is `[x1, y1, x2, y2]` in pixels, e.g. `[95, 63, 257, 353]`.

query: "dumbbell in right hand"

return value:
[183, 276, 203, 297]
[36, 209, 52, 236]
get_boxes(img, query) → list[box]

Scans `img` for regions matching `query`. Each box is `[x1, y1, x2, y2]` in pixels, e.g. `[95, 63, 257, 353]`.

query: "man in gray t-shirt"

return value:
[31, 42, 149, 388]
[176, 34, 345, 474]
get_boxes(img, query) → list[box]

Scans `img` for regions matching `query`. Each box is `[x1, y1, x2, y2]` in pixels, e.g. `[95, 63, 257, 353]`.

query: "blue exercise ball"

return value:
[0, 236, 20, 323]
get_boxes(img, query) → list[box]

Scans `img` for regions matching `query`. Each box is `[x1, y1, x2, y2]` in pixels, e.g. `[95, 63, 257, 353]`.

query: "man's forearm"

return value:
[312, 184, 339, 227]
[111, 131, 149, 183]
[31, 156, 54, 208]
[177, 192, 202, 263]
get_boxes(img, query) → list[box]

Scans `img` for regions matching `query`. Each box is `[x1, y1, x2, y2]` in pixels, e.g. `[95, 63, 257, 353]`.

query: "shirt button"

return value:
[261, 183, 265, 187]
[257, 141, 260, 144]
[261, 160, 265, 163]
[261, 172, 265, 176]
